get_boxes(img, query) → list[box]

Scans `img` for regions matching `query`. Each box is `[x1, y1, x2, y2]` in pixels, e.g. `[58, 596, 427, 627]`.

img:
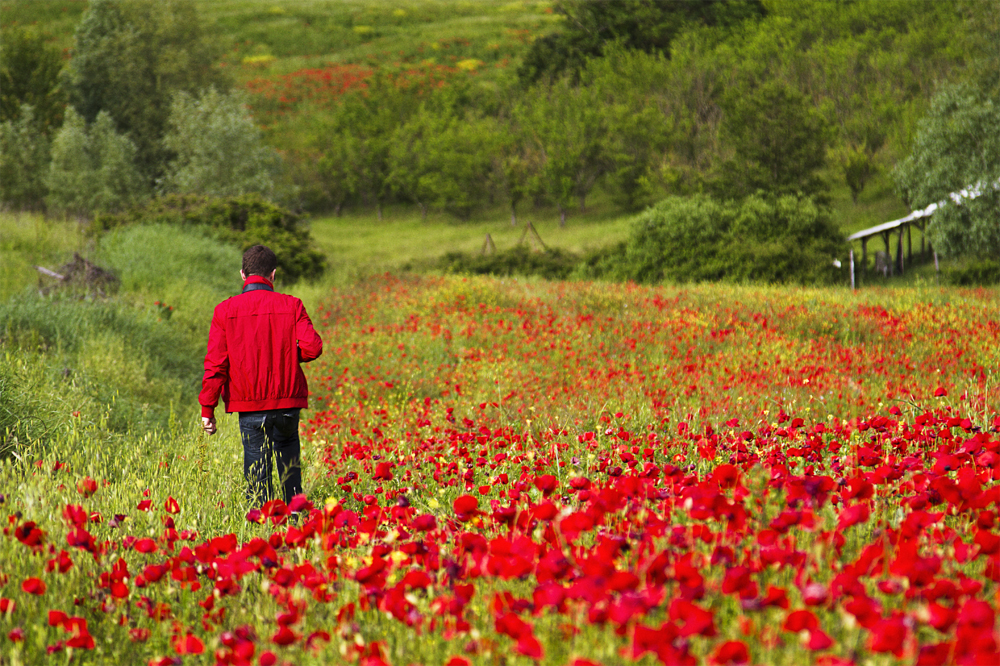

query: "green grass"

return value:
[209, 0, 555, 78]
[0, 213, 93, 301]
[0, 0, 556, 84]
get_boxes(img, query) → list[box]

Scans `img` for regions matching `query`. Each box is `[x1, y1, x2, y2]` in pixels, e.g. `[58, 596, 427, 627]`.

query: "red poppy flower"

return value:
[21, 577, 46, 595]
[173, 632, 204, 655]
[164, 497, 180, 514]
[76, 477, 98, 497]
[710, 640, 750, 665]
[869, 615, 907, 656]
[453, 494, 478, 520]
[129, 628, 150, 642]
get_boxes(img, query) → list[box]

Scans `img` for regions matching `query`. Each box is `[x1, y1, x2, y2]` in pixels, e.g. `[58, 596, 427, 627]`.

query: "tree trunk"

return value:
[419, 202, 427, 221]
[376, 202, 383, 221]
[558, 205, 566, 228]
[335, 202, 342, 217]
[510, 203, 517, 226]
[578, 193, 587, 213]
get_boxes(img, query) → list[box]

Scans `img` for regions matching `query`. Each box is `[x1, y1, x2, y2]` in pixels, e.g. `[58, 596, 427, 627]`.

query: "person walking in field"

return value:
[199, 245, 323, 508]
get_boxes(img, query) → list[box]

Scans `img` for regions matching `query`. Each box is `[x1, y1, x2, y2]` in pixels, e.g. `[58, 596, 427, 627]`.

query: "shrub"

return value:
[945, 259, 1000, 286]
[437, 245, 579, 280]
[95, 194, 326, 283]
[607, 193, 848, 285]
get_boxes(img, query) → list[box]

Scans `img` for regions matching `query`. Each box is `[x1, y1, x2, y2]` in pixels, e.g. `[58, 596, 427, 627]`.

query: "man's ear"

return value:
[269, 269, 276, 282]
[240, 270, 247, 281]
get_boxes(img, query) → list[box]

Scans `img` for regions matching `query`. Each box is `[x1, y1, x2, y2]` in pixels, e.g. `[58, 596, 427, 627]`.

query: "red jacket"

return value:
[199, 275, 323, 418]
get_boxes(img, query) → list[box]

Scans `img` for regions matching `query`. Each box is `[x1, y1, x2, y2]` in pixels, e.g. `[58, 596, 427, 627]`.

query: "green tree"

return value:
[318, 76, 412, 220]
[160, 88, 281, 199]
[46, 108, 148, 217]
[389, 105, 497, 220]
[584, 47, 674, 210]
[715, 80, 829, 200]
[65, 0, 227, 181]
[0, 105, 50, 211]
[894, 83, 1000, 259]
[520, 77, 605, 226]
[0, 27, 66, 132]
[489, 118, 541, 226]
[518, 0, 765, 84]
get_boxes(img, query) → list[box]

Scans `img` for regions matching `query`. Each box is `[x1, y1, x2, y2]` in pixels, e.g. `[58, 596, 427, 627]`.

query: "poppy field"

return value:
[2, 275, 999, 665]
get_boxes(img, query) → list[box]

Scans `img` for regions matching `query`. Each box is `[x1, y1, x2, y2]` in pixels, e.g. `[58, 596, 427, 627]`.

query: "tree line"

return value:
[1, 0, 997, 262]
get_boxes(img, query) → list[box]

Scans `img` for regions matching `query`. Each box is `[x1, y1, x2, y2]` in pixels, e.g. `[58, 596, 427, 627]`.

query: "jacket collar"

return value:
[242, 275, 274, 293]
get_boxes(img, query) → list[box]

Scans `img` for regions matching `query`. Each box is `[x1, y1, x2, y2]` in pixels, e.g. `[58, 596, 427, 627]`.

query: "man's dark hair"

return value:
[242, 245, 277, 277]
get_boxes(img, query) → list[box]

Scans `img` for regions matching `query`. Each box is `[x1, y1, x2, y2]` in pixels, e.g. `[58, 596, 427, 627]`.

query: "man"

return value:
[199, 245, 323, 507]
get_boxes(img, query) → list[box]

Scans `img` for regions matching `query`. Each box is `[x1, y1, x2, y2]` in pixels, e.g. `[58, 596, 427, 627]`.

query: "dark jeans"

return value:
[238, 409, 302, 508]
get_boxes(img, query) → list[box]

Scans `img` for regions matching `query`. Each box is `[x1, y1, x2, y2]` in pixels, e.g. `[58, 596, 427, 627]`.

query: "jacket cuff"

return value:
[201, 405, 215, 419]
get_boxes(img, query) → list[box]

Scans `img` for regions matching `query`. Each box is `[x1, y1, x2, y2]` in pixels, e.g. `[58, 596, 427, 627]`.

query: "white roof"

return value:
[847, 178, 998, 242]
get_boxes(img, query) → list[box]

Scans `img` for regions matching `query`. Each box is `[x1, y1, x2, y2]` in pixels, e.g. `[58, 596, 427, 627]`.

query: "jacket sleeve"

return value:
[295, 300, 323, 363]
[199, 305, 230, 418]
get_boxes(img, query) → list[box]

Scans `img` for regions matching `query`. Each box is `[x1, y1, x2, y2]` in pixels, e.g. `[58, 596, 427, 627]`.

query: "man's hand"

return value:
[201, 417, 217, 435]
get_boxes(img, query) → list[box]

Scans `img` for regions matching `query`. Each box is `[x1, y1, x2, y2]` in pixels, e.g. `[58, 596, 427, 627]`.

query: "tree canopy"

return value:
[0, 28, 66, 133]
[715, 81, 829, 200]
[160, 88, 281, 200]
[894, 83, 1000, 259]
[518, 0, 765, 84]
[65, 0, 227, 181]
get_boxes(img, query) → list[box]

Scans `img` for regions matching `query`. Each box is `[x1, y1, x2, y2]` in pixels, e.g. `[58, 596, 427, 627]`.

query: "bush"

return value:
[437, 245, 580, 280]
[603, 193, 848, 285]
[95, 194, 326, 283]
[945, 259, 1000, 286]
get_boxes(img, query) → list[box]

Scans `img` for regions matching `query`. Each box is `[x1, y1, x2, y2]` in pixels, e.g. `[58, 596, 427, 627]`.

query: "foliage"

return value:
[389, 103, 498, 219]
[0, 27, 66, 132]
[834, 144, 880, 204]
[583, 46, 674, 210]
[714, 80, 830, 200]
[0, 105, 50, 211]
[96, 195, 325, 284]
[517, 0, 765, 84]
[944, 258, 1000, 287]
[160, 88, 282, 200]
[312, 75, 412, 219]
[437, 244, 579, 280]
[65, 0, 228, 180]
[613, 193, 847, 285]
[518, 77, 605, 224]
[45, 108, 149, 218]
[893, 83, 1000, 259]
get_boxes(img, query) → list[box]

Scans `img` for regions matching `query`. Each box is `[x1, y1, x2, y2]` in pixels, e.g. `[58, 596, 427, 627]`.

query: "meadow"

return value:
[2, 207, 999, 665]
[2, 1, 998, 663]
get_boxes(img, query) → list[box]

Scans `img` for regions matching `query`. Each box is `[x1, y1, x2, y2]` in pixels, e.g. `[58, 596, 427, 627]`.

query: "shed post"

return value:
[883, 232, 893, 277]
[897, 229, 904, 275]
[861, 238, 868, 282]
